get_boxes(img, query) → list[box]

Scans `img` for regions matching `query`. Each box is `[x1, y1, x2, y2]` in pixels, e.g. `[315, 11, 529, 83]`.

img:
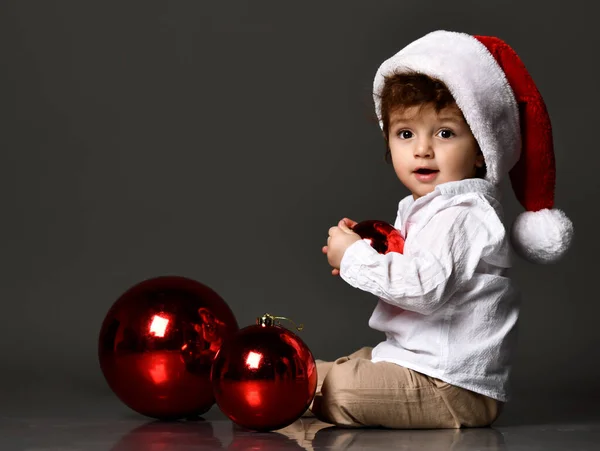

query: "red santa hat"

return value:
[373, 30, 574, 264]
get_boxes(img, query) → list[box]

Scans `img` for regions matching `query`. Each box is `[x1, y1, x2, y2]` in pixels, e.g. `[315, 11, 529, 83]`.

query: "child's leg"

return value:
[303, 347, 373, 417]
[316, 347, 372, 393]
[311, 348, 500, 429]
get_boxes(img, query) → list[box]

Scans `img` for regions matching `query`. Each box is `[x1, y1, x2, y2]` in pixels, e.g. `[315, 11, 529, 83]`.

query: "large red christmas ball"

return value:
[98, 276, 239, 420]
[211, 314, 317, 432]
[352, 219, 404, 254]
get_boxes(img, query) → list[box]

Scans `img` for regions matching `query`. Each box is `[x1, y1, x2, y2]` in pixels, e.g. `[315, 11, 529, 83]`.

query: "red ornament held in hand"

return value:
[211, 313, 317, 432]
[352, 219, 404, 254]
[98, 276, 239, 420]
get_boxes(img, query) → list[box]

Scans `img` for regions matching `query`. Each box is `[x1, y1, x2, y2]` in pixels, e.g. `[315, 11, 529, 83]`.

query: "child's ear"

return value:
[475, 151, 485, 168]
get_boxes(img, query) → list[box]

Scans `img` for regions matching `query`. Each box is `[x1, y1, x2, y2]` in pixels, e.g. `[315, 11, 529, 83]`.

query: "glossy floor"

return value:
[3, 388, 600, 450]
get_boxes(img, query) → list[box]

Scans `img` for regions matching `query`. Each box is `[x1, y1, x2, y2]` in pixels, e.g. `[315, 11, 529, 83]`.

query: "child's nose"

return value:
[414, 138, 434, 158]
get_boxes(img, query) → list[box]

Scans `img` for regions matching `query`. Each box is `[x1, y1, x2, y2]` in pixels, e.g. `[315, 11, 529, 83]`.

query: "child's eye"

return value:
[437, 129, 454, 139]
[397, 130, 413, 139]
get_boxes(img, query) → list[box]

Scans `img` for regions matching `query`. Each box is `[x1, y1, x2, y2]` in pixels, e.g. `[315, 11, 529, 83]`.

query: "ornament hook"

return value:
[257, 313, 304, 331]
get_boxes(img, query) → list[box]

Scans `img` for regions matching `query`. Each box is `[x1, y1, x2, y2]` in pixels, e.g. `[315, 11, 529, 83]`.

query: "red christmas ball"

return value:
[352, 219, 404, 254]
[211, 314, 317, 432]
[98, 276, 239, 420]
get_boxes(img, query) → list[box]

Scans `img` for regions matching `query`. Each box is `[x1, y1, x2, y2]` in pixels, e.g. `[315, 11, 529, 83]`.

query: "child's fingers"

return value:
[338, 219, 351, 231]
[343, 217, 358, 228]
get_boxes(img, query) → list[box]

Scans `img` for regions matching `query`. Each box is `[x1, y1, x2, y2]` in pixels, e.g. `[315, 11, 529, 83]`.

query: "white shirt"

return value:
[340, 178, 519, 402]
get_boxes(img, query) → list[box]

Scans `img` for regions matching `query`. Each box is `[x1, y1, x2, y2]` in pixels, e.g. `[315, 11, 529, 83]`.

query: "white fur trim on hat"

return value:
[510, 209, 574, 264]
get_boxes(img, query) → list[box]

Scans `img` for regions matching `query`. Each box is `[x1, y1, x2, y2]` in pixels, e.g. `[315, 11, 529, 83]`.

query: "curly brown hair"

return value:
[376, 71, 486, 178]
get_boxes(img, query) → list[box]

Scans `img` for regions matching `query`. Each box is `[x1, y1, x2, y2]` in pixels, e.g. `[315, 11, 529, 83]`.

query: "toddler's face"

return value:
[387, 104, 484, 200]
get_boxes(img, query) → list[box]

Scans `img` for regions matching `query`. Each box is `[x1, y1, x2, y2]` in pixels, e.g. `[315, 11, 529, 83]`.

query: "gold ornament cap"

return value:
[256, 313, 303, 331]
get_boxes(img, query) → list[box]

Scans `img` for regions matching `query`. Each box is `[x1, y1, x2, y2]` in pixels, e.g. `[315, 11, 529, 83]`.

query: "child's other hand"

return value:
[322, 218, 361, 276]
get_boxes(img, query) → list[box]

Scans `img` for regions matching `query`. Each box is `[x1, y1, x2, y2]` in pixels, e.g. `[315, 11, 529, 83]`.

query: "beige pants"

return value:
[309, 347, 502, 429]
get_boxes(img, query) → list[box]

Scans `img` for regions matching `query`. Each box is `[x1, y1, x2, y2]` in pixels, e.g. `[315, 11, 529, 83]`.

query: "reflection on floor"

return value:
[2, 390, 600, 451]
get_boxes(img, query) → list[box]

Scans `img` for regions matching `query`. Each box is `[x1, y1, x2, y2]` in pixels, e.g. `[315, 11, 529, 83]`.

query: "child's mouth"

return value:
[414, 168, 439, 181]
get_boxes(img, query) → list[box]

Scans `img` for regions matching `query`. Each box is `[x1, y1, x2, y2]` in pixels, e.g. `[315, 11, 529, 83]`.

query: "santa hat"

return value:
[373, 30, 574, 264]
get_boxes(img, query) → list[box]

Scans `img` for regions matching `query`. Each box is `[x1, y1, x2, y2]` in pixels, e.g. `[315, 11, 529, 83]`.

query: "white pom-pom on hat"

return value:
[511, 209, 574, 264]
[372, 30, 574, 264]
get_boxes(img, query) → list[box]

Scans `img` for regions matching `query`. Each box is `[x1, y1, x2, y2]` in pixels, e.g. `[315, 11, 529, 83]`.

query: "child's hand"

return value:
[322, 218, 361, 276]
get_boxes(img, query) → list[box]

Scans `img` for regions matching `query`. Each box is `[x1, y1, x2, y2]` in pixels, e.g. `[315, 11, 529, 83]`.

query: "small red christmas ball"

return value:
[98, 276, 239, 420]
[352, 219, 404, 254]
[211, 314, 317, 432]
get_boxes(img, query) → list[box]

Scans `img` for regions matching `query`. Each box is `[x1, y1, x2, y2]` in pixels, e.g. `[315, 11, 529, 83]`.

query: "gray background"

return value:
[1, 0, 597, 415]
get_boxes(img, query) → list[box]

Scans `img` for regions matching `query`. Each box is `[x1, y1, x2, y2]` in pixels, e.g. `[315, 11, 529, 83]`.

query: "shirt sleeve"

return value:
[339, 202, 506, 315]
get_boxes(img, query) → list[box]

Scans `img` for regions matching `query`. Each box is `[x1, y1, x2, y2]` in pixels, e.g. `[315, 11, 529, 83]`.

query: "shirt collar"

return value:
[434, 178, 500, 199]
[404, 178, 501, 210]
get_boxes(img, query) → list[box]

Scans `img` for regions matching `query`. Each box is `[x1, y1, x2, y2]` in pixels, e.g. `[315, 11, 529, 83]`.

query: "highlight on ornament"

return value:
[211, 313, 318, 432]
[352, 219, 404, 254]
[98, 275, 239, 420]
